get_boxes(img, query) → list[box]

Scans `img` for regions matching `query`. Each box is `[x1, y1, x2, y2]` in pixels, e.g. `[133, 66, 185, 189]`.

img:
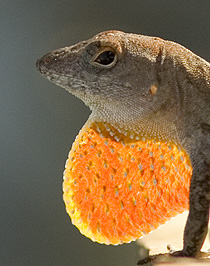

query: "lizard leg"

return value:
[173, 159, 210, 257]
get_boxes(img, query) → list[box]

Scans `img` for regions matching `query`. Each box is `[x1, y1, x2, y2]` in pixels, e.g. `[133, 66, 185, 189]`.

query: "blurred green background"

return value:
[1, 1, 210, 265]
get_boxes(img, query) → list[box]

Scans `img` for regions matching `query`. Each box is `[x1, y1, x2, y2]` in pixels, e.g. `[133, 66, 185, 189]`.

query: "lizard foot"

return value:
[171, 249, 210, 259]
[137, 245, 174, 265]
[137, 249, 210, 265]
[170, 249, 192, 257]
[137, 253, 169, 265]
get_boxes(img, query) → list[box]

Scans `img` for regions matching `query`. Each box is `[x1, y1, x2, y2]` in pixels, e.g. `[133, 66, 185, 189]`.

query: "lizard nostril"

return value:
[43, 56, 51, 64]
[36, 57, 49, 72]
[36, 55, 54, 73]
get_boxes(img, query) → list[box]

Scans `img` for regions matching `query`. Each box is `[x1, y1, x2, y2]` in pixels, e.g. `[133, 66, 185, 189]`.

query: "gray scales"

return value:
[36, 30, 210, 263]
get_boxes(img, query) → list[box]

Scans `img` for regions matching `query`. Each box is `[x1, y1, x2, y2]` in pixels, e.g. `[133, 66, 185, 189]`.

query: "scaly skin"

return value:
[36, 30, 210, 259]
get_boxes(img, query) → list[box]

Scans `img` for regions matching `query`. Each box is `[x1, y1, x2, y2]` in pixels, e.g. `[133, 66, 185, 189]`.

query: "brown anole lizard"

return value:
[36, 30, 210, 261]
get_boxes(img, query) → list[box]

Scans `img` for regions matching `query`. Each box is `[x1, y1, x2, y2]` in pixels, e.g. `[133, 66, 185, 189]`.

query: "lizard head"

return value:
[36, 30, 177, 129]
[36, 31, 195, 245]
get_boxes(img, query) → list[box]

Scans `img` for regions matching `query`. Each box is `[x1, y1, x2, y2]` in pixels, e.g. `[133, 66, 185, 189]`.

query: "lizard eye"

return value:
[93, 48, 117, 67]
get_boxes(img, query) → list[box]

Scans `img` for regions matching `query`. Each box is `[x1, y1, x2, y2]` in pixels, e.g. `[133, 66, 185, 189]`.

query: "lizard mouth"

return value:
[36, 53, 74, 91]
[36, 56, 97, 106]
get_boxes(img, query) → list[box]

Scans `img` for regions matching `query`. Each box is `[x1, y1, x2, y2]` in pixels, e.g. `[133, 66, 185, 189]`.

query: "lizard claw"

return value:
[137, 253, 168, 265]
[137, 245, 177, 265]
[170, 249, 190, 257]
[137, 255, 156, 265]
[137, 248, 196, 265]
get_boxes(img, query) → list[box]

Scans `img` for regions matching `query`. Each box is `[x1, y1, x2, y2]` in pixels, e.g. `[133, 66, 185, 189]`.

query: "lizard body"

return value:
[36, 30, 210, 258]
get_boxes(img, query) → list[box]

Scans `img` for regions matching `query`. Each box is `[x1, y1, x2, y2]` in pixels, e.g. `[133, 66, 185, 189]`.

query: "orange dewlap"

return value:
[63, 122, 192, 245]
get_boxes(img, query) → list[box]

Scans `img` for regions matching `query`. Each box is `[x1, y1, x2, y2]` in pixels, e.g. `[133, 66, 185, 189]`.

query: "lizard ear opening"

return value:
[92, 47, 117, 68]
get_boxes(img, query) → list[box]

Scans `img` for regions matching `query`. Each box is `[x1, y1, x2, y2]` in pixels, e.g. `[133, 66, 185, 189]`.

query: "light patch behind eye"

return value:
[149, 84, 158, 95]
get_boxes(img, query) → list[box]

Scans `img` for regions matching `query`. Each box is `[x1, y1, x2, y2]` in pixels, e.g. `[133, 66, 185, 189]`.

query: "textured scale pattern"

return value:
[63, 122, 192, 245]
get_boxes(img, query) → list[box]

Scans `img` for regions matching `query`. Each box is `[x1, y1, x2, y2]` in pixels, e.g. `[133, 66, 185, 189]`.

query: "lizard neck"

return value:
[88, 104, 181, 144]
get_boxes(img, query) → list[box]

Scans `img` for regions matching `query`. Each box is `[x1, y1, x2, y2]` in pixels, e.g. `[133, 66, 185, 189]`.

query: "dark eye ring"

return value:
[93, 49, 117, 66]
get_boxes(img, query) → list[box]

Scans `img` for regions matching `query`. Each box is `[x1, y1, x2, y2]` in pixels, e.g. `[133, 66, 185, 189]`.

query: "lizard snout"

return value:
[36, 48, 70, 75]
[36, 57, 44, 73]
[36, 53, 55, 74]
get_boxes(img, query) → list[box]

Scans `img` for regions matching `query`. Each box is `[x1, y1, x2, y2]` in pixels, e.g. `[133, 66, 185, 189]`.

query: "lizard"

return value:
[36, 30, 210, 261]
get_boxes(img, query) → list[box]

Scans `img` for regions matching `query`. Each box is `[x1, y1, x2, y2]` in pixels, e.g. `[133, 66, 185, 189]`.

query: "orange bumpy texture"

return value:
[63, 122, 192, 245]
